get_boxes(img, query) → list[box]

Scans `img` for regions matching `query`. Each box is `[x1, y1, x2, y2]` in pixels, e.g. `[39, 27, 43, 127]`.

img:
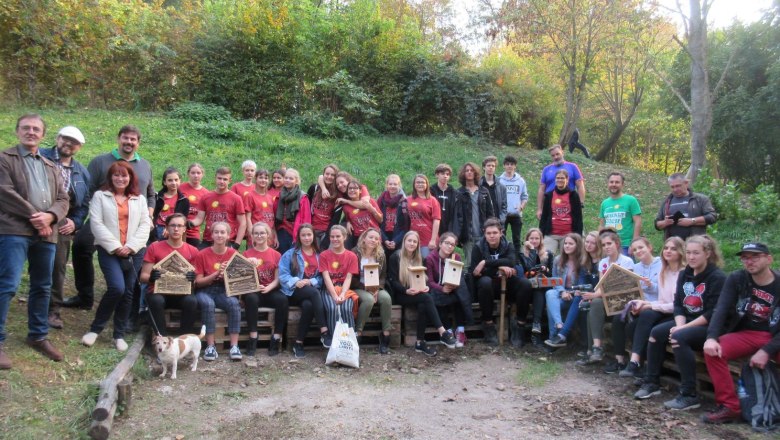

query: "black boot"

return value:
[247, 337, 258, 357]
[378, 332, 390, 355]
[510, 320, 524, 348]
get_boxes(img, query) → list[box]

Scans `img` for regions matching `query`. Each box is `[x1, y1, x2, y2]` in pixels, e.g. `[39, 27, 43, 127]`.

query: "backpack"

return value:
[740, 362, 780, 432]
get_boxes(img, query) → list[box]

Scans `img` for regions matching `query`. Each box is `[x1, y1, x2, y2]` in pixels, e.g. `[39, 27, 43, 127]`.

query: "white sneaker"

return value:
[229, 345, 242, 360]
[115, 338, 128, 352]
[81, 332, 98, 347]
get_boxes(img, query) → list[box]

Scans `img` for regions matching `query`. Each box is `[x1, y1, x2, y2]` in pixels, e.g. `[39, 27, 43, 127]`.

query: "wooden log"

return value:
[92, 333, 145, 422]
[88, 401, 116, 440]
[117, 373, 133, 416]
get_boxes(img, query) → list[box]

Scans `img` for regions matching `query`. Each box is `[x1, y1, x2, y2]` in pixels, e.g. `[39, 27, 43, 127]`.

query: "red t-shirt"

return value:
[244, 191, 276, 229]
[231, 182, 254, 199]
[407, 196, 441, 245]
[144, 241, 199, 293]
[550, 191, 573, 236]
[198, 191, 245, 241]
[311, 194, 337, 232]
[244, 247, 281, 286]
[343, 198, 381, 237]
[194, 247, 236, 277]
[302, 250, 319, 278]
[179, 183, 210, 240]
[268, 187, 281, 203]
[318, 249, 359, 286]
[155, 193, 179, 226]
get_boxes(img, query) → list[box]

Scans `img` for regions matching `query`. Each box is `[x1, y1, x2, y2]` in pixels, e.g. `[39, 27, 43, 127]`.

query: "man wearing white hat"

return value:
[41, 126, 91, 329]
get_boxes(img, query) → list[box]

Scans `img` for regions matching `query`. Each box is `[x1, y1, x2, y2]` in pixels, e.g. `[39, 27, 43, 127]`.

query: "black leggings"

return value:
[627, 310, 672, 358]
[242, 290, 289, 335]
[513, 278, 539, 323]
[147, 293, 199, 336]
[395, 292, 443, 339]
[646, 320, 707, 396]
[288, 285, 327, 341]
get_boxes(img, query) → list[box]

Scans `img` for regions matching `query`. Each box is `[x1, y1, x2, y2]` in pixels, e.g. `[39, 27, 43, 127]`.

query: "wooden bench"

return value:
[660, 345, 742, 398]
[402, 301, 504, 346]
[163, 308, 276, 348]
[287, 304, 402, 348]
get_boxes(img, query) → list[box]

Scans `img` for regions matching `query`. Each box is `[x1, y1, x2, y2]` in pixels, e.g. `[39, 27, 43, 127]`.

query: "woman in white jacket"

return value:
[81, 162, 150, 351]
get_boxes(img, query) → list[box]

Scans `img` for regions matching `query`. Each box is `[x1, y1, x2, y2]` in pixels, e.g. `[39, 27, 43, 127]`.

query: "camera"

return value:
[570, 284, 593, 292]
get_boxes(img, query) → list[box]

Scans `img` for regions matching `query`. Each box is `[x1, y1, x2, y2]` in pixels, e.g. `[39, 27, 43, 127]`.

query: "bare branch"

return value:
[650, 63, 692, 114]
[711, 45, 737, 98]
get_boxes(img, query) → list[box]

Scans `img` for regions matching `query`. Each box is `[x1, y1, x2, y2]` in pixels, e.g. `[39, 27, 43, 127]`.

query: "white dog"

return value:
[153, 325, 206, 379]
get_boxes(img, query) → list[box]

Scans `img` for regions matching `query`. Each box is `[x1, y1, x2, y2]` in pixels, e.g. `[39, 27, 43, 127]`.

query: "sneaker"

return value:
[81, 332, 98, 347]
[203, 345, 218, 361]
[701, 404, 741, 424]
[415, 340, 437, 357]
[293, 342, 305, 359]
[229, 345, 242, 360]
[455, 330, 466, 348]
[576, 350, 589, 359]
[530, 334, 545, 348]
[603, 361, 626, 374]
[545, 334, 567, 348]
[115, 338, 128, 352]
[321, 331, 332, 349]
[589, 346, 604, 362]
[664, 393, 701, 411]
[378, 333, 390, 355]
[268, 337, 280, 357]
[440, 330, 456, 348]
[482, 324, 498, 346]
[634, 382, 661, 400]
[531, 321, 542, 334]
[619, 361, 641, 378]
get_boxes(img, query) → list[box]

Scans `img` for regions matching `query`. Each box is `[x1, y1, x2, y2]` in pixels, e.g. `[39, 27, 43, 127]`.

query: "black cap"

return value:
[736, 242, 770, 256]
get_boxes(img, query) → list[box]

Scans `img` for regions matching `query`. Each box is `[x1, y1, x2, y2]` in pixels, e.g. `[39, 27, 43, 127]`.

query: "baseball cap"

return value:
[57, 126, 85, 145]
[736, 242, 770, 256]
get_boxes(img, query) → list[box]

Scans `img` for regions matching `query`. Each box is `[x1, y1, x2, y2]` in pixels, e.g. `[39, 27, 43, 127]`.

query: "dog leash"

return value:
[147, 309, 163, 337]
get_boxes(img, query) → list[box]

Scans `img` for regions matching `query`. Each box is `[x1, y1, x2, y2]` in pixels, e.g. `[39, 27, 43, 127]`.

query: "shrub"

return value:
[191, 120, 248, 140]
[287, 111, 376, 140]
[746, 184, 780, 224]
[169, 102, 233, 122]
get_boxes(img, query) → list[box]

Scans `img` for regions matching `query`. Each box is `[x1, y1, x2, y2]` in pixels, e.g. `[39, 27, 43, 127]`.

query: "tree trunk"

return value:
[686, 0, 712, 186]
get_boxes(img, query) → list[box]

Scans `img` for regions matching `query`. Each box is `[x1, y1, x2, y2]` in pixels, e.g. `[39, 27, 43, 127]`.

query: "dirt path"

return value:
[112, 344, 761, 440]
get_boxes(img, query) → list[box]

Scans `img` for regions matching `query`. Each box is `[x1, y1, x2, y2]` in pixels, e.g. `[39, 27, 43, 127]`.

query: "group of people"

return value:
[1, 114, 777, 426]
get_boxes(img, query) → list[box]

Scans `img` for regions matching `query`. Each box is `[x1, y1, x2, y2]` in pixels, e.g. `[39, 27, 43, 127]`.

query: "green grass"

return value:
[515, 356, 564, 387]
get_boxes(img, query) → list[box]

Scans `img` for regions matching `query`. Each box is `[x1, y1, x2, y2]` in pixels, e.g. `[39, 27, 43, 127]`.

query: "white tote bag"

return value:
[325, 311, 360, 368]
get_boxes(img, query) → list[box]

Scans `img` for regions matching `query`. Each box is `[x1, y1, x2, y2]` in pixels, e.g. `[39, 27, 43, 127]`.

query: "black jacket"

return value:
[673, 263, 726, 322]
[451, 186, 494, 245]
[539, 187, 583, 237]
[518, 248, 554, 277]
[377, 192, 409, 252]
[430, 183, 456, 234]
[707, 269, 780, 356]
[470, 236, 516, 279]
[152, 190, 190, 224]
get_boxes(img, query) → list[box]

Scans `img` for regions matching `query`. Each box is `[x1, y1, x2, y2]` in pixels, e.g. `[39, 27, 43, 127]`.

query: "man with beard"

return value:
[598, 172, 641, 255]
[654, 173, 717, 240]
[40, 126, 91, 328]
[702, 243, 780, 424]
[535, 144, 585, 221]
[64, 125, 154, 310]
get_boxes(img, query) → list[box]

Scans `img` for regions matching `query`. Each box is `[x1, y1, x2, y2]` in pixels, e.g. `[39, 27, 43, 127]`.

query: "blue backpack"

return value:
[740, 362, 780, 432]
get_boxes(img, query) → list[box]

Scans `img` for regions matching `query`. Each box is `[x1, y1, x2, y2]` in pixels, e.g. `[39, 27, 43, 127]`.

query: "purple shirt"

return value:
[540, 162, 584, 193]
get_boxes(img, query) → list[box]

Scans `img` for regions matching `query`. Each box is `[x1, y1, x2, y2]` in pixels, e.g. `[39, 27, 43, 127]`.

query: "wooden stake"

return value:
[498, 276, 507, 346]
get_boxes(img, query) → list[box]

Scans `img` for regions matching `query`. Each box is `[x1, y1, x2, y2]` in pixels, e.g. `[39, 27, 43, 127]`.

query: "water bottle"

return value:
[737, 378, 748, 399]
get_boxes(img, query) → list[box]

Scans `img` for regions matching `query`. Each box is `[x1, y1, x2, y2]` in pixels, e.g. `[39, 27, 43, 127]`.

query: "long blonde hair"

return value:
[584, 231, 602, 264]
[521, 228, 547, 258]
[686, 234, 724, 268]
[660, 236, 685, 286]
[399, 230, 424, 287]
[356, 228, 385, 266]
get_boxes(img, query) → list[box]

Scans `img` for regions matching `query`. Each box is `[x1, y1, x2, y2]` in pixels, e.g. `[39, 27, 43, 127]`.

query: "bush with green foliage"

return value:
[168, 102, 233, 122]
[288, 112, 379, 140]
[746, 184, 780, 224]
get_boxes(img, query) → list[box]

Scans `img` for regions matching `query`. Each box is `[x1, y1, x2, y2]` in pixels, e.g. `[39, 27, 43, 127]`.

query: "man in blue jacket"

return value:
[40, 126, 91, 329]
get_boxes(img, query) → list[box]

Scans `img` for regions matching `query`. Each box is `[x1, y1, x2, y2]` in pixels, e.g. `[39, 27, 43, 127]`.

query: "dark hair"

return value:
[434, 163, 453, 175]
[458, 162, 482, 186]
[16, 114, 46, 134]
[607, 172, 625, 183]
[482, 155, 498, 167]
[346, 179, 362, 200]
[165, 213, 188, 226]
[290, 223, 319, 275]
[215, 166, 231, 176]
[255, 168, 269, 179]
[159, 167, 181, 193]
[483, 217, 502, 233]
[503, 155, 517, 165]
[103, 161, 139, 196]
[117, 125, 141, 141]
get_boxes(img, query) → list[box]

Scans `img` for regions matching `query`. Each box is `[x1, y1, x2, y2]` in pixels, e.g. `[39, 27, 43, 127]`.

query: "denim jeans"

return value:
[545, 288, 573, 337]
[0, 234, 56, 342]
[90, 247, 144, 339]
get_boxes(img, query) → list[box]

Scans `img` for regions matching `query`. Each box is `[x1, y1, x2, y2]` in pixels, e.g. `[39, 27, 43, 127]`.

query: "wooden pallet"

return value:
[660, 345, 742, 395]
[402, 300, 505, 346]
[286, 304, 402, 348]
[163, 308, 277, 348]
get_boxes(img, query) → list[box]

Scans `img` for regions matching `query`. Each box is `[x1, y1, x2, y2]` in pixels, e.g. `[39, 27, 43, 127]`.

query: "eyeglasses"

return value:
[441, 241, 457, 247]
[252, 231, 268, 236]
[347, 187, 360, 192]
[740, 253, 766, 262]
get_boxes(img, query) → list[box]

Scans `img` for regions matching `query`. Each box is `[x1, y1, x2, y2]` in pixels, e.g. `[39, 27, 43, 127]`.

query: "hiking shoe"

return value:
[589, 346, 605, 362]
[619, 361, 642, 378]
[203, 345, 218, 361]
[634, 382, 661, 400]
[603, 361, 626, 374]
[321, 331, 332, 348]
[268, 337, 280, 357]
[545, 334, 567, 348]
[48, 312, 63, 329]
[664, 394, 700, 411]
[576, 350, 589, 359]
[531, 321, 542, 334]
[378, 333, 390, 354]
[440, 330, 456, 348]
[482, 324, 498, 346]
[229, 345, 243, 360]
[415, 341, 437, 357]
[510, 321, 524, 348]
[25, 338, 63, 362]
[293, 342, 305, 359]
[701, 404, 741, 424]
[455, 330, 466, 348]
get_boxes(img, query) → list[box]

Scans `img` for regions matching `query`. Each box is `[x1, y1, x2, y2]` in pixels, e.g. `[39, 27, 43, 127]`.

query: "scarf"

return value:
[379, 191, 403, 209]
[276, 185, 301, 223]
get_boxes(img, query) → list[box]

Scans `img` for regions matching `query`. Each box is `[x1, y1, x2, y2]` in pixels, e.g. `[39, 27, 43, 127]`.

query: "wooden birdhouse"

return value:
[442, 259, 463, 287]
[363, 262, 380, 288]
[409, 266, 427, 291]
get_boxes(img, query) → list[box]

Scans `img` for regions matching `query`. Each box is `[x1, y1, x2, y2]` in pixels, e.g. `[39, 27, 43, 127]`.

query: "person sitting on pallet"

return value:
[471, 218, 522, 346]
[634, 235, 726, 411]
[426, 232, 474, 348]
[701, 242, 780, 424]
[351, 228, 394, 354]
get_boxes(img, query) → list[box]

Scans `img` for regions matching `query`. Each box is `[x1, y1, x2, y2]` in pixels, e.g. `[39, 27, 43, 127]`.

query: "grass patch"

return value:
[515, 356, 564, 388]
